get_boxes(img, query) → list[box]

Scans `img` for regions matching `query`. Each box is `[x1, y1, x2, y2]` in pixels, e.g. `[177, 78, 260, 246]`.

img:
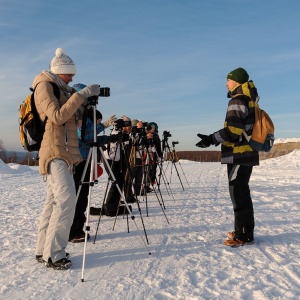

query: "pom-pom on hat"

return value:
[50, 48, 76, 75]
[227, 67, 249, 84]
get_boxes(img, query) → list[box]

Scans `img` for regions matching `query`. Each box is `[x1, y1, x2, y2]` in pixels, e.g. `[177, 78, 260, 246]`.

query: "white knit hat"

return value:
[49, 48, 76, 75]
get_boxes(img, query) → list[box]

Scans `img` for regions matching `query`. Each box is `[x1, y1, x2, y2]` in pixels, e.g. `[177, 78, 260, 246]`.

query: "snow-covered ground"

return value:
[1, 148, 300, 299]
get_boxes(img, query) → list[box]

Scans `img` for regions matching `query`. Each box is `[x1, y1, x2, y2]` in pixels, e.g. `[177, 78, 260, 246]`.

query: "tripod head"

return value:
[172, 141, 179, 148]
[86, 95, 99, 106]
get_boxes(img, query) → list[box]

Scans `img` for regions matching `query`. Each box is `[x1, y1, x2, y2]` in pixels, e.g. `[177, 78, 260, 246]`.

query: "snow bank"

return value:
[8, 163, 37, 174]
[0, 159, 16, 174]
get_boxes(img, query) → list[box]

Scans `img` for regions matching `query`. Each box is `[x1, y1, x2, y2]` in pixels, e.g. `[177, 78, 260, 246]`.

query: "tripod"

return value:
[137, 136, 170, 223]
[78, 103, 151, 282]
[170, 141, 189, 187]
[93, 131, 150, 244]
[162, 138, 188, 190]
[155, 155, 175, 202]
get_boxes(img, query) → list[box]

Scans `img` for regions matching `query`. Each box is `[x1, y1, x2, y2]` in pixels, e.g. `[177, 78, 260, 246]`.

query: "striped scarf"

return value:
[42, 70, 83, 121]
[42, 70, 75, 97]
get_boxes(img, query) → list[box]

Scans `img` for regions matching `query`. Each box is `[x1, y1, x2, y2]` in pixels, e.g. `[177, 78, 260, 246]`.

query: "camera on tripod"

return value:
[163, 131, 172, 140]
[87, 86, 110, 105]
[172, 141, 179, 146]
[163, 131, 171, 137]
[113, 119, 132, 131]
[133, 126, 146, 136]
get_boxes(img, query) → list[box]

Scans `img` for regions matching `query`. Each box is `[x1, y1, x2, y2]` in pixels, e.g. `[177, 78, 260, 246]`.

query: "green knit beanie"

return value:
[227, 67, 249, 84]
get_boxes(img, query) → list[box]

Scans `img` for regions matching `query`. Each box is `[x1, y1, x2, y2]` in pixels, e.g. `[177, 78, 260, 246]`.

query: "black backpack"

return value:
[19, 82, 60, 152]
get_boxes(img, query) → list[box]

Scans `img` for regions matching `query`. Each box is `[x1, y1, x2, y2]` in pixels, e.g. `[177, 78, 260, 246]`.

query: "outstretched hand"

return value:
[196, 133, 213, 148]
[103, 115, 117, 128]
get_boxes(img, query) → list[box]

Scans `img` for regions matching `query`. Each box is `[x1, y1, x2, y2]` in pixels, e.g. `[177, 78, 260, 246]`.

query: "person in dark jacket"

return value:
[147, 122, 163, 185]
[103, 115, 133, 216]
[196, 67, 259, 247]
[129, 119, 144, 196]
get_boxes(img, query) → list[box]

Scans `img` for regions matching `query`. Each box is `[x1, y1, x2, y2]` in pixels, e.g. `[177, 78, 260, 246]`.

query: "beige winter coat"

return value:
[32, 73, 84, 174]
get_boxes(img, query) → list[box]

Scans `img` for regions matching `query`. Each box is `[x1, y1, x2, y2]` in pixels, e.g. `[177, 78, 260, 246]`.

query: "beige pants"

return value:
[35, 159, 76, 263]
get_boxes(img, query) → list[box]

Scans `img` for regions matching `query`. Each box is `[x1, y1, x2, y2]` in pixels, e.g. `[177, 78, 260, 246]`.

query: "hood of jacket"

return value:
[228, 80, 258, 102]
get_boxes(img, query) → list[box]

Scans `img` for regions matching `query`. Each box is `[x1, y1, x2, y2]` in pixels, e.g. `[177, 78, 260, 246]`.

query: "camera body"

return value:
[132, 126, 146, 135]
[163, 131, 172, 138]
[87, 86, 110, 106]
[172, 141, 179, 146]
[113, 119, 132, 131]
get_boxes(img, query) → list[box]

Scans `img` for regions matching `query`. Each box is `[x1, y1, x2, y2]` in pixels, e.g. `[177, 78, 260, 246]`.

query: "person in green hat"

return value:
[196, 67, 259, 247]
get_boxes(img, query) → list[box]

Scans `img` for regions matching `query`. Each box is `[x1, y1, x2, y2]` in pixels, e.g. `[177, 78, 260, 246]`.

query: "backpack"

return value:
[19, 82, 60, 152]
[243, 96, 275, 152]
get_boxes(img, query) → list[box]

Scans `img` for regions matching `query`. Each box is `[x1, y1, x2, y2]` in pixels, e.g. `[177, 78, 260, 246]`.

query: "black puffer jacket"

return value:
[212, 81, 259, 166]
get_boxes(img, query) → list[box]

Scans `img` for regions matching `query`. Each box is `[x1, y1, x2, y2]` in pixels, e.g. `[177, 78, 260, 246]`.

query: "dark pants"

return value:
[104, 160, 124, 213]
[227, 164, 255, 242]
[149, 163, 157, 183]
[70, 160, 90, 238]
[130, 157, 143, 195]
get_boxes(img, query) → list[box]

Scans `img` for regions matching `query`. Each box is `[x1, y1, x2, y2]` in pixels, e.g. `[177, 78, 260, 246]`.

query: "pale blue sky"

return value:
[1, 0, 300, 151]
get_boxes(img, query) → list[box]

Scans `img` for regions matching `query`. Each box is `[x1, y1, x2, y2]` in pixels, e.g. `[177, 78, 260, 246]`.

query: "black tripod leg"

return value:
[81, 138, 98, 282]
[146, 171, 170, 224]
[165, 141, 185, 190]
[93, 179, 110, 244]
[162, 165, 175, 201]
[98, 147, 152, 254]
[156, 161, 175, 201]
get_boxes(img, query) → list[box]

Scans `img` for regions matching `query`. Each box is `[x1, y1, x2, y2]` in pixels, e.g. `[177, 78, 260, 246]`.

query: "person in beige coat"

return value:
[34, 48, 100, 270]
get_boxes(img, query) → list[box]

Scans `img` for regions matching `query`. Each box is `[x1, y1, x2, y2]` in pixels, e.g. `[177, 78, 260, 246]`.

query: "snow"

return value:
[274, 138, 300, 144]
[1, 149, 300, 299]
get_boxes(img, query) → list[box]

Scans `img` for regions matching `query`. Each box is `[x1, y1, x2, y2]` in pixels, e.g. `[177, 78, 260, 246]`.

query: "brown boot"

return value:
[224, 238, 255, 247]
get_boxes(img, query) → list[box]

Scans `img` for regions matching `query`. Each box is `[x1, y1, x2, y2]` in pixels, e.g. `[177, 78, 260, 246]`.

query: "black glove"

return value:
[196, 134, 213, 148]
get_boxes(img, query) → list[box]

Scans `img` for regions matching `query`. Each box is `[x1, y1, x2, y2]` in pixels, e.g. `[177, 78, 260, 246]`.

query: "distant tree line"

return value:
[0, 139, 37, 166]
[1, 138, 221, 165]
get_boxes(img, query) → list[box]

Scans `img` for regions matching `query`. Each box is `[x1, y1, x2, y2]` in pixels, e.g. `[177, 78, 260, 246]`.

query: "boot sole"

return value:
[45, 261, 72, 270]
[225, 240, 255, 248]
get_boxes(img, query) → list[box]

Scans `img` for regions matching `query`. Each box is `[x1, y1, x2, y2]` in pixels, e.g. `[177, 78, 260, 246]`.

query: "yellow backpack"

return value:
[19, 82, 60, 152]
[243, 97, 275, 152]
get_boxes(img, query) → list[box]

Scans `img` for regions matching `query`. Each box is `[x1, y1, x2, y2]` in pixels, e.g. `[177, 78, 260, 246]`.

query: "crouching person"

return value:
[34, 48, 100, 270]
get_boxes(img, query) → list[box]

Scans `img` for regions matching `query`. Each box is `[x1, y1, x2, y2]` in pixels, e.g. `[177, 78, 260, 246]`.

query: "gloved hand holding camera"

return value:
[77, 84, 100, 104]
[196, 133, 213, 148]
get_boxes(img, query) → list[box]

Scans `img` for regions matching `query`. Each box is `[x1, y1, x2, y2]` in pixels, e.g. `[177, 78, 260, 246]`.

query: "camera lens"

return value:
[99, 87, 110, 97]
